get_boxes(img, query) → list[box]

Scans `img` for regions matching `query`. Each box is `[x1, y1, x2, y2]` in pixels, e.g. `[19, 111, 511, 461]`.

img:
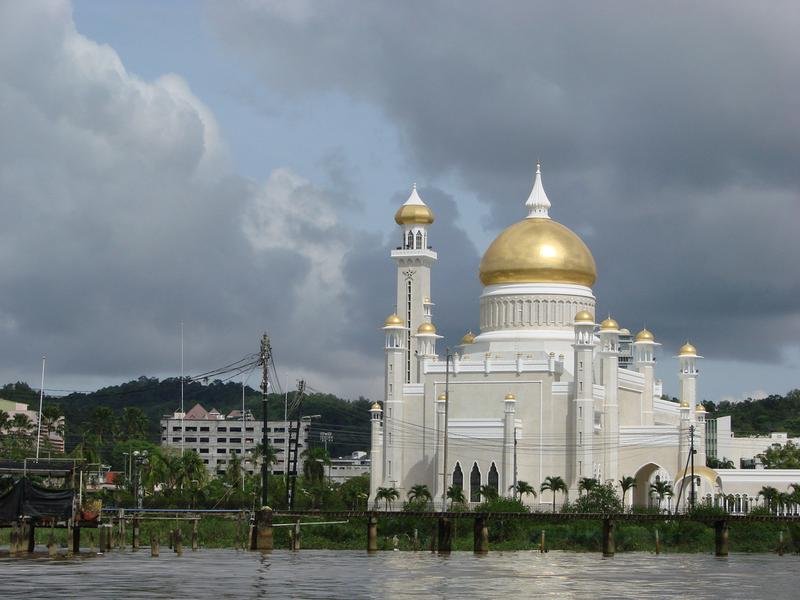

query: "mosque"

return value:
[368, 165, 799, 512]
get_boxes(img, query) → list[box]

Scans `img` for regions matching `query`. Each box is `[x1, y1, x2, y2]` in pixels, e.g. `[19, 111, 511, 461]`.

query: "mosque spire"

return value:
[525, 161, 551, 219]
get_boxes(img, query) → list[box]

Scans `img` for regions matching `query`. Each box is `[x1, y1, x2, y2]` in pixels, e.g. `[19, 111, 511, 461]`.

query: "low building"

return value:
[328, 451, 371, 484]
[0, 397, 65, 453]
[707, 415, 800, 469]
[160, 403, 309, 477]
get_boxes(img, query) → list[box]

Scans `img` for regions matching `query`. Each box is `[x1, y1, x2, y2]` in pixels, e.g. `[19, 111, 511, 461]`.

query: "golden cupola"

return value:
[395, 184, 434, 225]
[478, 164, 596, 287]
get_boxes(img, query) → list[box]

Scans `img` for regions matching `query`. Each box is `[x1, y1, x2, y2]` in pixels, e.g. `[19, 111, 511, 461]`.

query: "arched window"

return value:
[415, 231, 423, 249]
[470, 463, 481, 503]
[488, 463, 499, 495]
[452, 463, 463, 491]
[406, 231, 414, 248]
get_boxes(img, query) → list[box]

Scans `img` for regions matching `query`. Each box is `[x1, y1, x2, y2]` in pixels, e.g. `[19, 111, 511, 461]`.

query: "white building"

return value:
[708, 415, 800, 469]
[0, 397, 64, 453]
[328, 451, 371, 484]
[369, 165, 800, 511]
[161, 403, 309, 477]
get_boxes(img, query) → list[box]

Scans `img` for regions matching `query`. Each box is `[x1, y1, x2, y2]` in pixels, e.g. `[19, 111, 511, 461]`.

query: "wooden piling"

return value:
[437, 517, 453, 554]
[150, 532, 159, 557]
[26, 522, 35, 553]
[47, 534, 58, 558]
[168, 529, 174, 550]
[473, 516, 488, 554]
[174, 527, 183, 556]
[714, 520, 729, 557]
[132, 517, 140, 550]
[98, 526, 107, 553]
[367, 515, 378, 553]
[655, 528, 660, 555]
[778, 530, 784, 556]
[540, 529, 546, 553]
[72, 526, 81, 555]
[290, 519, 301, 551]
[9, 522, 19, 556]
[251, 508, 273, 551]
[191, 518, 199, 551]
[602, 518, 615, 557]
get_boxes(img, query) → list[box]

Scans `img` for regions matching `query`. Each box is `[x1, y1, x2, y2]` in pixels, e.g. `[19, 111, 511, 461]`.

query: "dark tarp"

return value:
[0, 478, 74, 521]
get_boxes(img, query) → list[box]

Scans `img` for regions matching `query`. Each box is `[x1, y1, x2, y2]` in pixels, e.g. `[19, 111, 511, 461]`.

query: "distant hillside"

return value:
[1, 378, 373, 457]
[704, 389, 800, 437]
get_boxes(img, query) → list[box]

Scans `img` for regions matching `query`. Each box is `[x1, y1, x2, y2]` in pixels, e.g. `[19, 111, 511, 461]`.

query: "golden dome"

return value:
[504, 393, 516, 400]
[679, 342, 698, 356]
[395, 203, 434, 225]
[423, 296, 432, 304]
[680, 401, 690, 408]
[635, 328, 655, 342]
[437, 393, 447, 401]
[479, 218, 596, 287]
[370, 402, 382, 411]
[696, 404, 706, 412]
[574, 310, 595, 324]
[384, 313, 404, 327]
[461, 331, 476, 344]
[600, 317, 619, 331]
[417, 322, 437, 334]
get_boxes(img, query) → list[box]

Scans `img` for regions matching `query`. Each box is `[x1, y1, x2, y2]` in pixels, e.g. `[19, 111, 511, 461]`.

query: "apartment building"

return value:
[160, 403, 309, 477]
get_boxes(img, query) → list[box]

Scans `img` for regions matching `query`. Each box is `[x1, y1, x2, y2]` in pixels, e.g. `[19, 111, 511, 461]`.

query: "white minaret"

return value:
[570, 310, 596, 493]
[677, 342, 704, 465]
[391, 185, 437, 385]
[382, 313, 406, 493]
[368, 402, 383, 503]
[633, 328, 660, 425]
[502, 393, 517, 495]
[434, 392, 446, 505]
[598, 317, 620, 485]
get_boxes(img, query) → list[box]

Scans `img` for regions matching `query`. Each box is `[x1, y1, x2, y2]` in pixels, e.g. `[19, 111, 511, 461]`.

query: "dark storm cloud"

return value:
[0, 2, 384, 394]
[210, 1, 800, 362]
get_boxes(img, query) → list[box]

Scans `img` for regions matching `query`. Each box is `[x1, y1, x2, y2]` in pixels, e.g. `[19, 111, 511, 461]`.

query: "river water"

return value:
[2, 549, 797, 599]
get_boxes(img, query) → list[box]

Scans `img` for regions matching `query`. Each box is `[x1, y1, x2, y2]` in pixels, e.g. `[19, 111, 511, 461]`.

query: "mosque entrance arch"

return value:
[631, 463, 671, 509]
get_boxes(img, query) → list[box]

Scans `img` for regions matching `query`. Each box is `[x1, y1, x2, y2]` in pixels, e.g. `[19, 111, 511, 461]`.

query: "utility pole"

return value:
[441, 348, 451, 511]
[35, 356, 46, 461]
[259, 334, 271, 507]
[689, 424, 696, 511]
[513, 425, 518, 500]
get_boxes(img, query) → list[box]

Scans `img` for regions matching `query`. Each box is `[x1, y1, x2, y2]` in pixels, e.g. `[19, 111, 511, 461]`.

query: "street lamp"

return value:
[133, 450, 149, 509]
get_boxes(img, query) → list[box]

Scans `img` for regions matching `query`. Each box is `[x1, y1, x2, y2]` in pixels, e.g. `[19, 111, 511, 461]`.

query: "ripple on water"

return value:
[1, 549, 798, 599]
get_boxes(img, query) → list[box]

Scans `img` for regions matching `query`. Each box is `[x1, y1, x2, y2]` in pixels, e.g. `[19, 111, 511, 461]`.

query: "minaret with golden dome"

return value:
[391, 184, 437, 385]
[633, 328, 660, 426]
[599, 317, 621, 484]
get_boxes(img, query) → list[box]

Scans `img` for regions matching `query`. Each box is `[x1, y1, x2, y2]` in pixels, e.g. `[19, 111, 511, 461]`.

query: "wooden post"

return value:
[107, 525, 113, 552]
[778, 530, 785, 556]
[66, 520, 74, 557]
[192, 518, 199, 551]
[251, 507, 273, 551]
[473, 516, 488, 554]
[132, 517, 140, 550]
[47, 534, 58, 558]
[72, 526, 81, 555]
[98, 525, 107, 553]
[150, 532, 159, 557]
[437, 517, 453, 554]
[714, 520, 729, 557]
[9, 522, 19, 556]
[290, 519, 301, 551]
[540, 529, 546, 553]
[174, 527, 183, 556]
[655, 528, 660, 554]
[602, 518, 615, 557]
[168, 529, 174, 550]
[26, 521, 35, 553]
[367, 515, 378, 553]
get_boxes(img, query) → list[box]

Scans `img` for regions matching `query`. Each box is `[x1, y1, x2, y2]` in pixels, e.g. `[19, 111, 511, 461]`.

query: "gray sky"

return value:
[0, 1, 798, 404]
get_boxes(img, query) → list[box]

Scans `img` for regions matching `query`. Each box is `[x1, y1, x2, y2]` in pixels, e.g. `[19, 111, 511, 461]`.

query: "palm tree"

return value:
[252, 442, 278, 470]
[509, 480, 537, 500]
[619, 476, 637, 509]
[759, 485, 779, 512]
[120, 407, 149, 440]
[789, 483, 800, 505]
[407, 484, 432, 505]
[375, 486, 400, 510]
[650, 480, 673, 511]
[446, 485, 466, 508]
[578, 477, 599, 496]
[40, 404, 65, 458]
[541, 476, 568, 512]
[479, 484, 499, 502]
[301, 447, 331, 486]
[0, 409, 10, 433]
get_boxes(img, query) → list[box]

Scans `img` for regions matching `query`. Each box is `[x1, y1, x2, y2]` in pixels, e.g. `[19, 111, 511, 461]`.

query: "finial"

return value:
[525, 160, 551, 219]
[412, 182, 416, 191]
